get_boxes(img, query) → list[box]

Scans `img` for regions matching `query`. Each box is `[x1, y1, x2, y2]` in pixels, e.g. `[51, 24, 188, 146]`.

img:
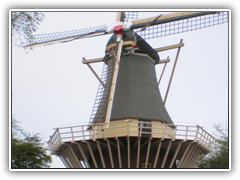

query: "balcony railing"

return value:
[48, 120, 217, 153]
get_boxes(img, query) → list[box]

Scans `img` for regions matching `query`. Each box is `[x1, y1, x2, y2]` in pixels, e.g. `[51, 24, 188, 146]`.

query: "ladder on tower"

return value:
[88, 57, 114, 125]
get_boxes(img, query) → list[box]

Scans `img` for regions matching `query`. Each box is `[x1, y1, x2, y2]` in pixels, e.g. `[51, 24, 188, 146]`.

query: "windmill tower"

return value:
[25, 11, 228, 168]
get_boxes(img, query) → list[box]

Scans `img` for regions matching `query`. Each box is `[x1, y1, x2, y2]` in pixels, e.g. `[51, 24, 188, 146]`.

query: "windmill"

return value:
[24, 11, 228, 168]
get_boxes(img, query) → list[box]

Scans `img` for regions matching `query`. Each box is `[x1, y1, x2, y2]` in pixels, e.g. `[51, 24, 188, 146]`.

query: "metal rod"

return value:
[164, 39, 183, 105]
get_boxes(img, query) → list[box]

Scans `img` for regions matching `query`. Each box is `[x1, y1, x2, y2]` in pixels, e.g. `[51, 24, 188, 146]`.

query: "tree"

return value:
[11, 118, 52, 168]
[199, 120, 229, 168]
[11, 12, 44, 48]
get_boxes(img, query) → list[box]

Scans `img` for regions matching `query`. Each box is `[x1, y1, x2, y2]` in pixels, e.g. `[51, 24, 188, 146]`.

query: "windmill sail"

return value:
[124, 12, 138, 20]
[24, 24, 108, 48]
[24, 11, 228, 48]
[133, 11, 228, 39]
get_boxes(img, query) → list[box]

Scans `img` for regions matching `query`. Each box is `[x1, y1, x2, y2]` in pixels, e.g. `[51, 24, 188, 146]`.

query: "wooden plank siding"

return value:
[89, 119, 175, 139]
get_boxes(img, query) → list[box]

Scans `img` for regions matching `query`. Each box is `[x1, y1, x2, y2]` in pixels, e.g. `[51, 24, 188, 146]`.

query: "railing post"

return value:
[57, 128, 62, 143]
[152, 123, 154, 137]
[139, 123, 143, 137]
[174, 125, 177, 139]
[104, 123, 107, 139]
[163, 122, 166, 138]
[207, 136, 212, 149]
[202, 131, 206, 145]
[194, 125, 199, 141]
[199, 128, 204, 143]
[82, 126, 85, 141]
[92, 124, 95, 140]
[185, 126, 188, 140]
[206, 133, 211, 146]
[71, 127, 74, 141]
[127, 120, 129, 137]
[114, 122, 117, 138]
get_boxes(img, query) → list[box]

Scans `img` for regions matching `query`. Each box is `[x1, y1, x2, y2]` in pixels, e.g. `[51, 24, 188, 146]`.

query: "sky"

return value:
[11, 10, 229, 169]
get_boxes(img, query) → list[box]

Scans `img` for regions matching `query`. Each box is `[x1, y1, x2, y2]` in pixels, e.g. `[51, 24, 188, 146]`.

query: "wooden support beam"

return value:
[158, 62, 167, 86]
[136, 138, 141, 168]
[86, 141, 98, 168]
[197, 155, 205, 167]
[82, 58, 104, 64]
[154, 42, 184, 52]
[118, 138, 126, 148]
[127, 136, 130, 168]
[75, 143, 90, 168]
[117, 12, 125, 22]
[104, 39, 123, 129]
[164, 39, 183, 105]
[188, 148, 201, 168]
[60, 152, 71, 168]
[68, 144, 82, 168]
[156, 56, 170, 64]
[181, 145, 197, 168]
[177, 142, 193, 168]
[141, 138, 151, 148]
[64, 145, 76, 168]
[106, 139, 114, 168]
[83, 57, 105, 88]
[96, 140, 106, 168]
[116, 138, 122, 168]
[59, 155, 68, 168]
[161, 140, 173, 168]
[145, 138, 152, 168]
[153, 139, 162, 168]
[169, 141, 183, 168]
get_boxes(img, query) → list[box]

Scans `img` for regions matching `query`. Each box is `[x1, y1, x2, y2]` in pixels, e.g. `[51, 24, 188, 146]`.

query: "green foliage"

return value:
[11, 118, 52, 168]
[199, 120, 229, 169]
[11, 12, 44, 48]
[199, 138, 229, 168]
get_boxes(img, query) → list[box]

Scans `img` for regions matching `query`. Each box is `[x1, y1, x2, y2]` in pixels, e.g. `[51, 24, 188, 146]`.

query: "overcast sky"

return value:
[12, 10, 229, 168]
